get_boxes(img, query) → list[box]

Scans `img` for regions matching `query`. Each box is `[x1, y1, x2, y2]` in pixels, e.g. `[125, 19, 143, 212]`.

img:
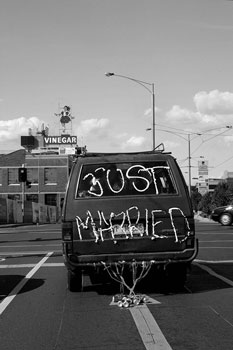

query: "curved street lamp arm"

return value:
[105, 72, 153, 94]
[105, 71, 156, 150]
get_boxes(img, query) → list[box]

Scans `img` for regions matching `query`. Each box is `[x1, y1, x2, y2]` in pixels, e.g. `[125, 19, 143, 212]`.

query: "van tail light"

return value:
[62, 222, 73, 241]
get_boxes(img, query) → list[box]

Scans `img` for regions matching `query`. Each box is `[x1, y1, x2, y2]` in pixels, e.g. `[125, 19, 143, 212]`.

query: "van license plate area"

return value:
[113, 224, 144, 238]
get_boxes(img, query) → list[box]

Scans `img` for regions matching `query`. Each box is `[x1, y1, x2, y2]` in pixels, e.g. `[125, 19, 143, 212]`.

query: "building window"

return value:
[0, 169, 2, 185]
[8, 168, 20, 185]
[27, 168, 38, 184]
[45, 194, 57, 206]
[44, 168, 57, 185]
[8, 194, 20, 200]
[26, 194, 38, 203]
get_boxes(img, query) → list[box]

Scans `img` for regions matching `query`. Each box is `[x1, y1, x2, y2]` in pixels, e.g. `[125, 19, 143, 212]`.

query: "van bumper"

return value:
[63, 238, 198, 269]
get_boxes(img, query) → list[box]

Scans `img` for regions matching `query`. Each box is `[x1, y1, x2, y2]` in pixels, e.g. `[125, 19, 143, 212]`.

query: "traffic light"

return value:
[26, 180, 31, 188]
[18, 168, 27, 182]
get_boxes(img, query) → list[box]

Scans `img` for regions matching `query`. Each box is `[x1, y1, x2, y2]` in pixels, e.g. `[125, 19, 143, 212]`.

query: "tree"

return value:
[198, 192, 212, 215]
[198, 181, 233, 216]
[191, 188, 202, 213]
[211, 182, 233, 208]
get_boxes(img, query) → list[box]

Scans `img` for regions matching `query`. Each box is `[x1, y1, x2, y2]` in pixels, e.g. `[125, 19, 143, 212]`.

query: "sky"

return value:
[0, 0, 233, 184]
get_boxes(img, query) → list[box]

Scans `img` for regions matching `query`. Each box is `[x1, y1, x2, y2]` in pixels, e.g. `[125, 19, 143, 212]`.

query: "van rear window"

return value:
[76, 161, 177, 198]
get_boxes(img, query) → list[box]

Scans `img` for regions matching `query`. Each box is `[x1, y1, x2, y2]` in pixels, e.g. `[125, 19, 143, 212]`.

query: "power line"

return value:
[190, 129, 232, 156]
[156, 123, 232, 137]
[214, 155, 233, 168]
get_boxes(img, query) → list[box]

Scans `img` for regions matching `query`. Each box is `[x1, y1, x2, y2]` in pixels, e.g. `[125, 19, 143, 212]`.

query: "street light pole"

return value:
[152, 83, 155, 150]
[105, 72, 156, 150]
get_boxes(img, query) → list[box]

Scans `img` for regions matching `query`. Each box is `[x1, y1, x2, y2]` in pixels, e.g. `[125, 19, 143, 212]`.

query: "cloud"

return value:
[0, 117, 44, 141]
[77, 118, 110, 137]
[223, 135, 233, 146]
[115, 132, 128, 139]
[166, 105, 201, 124]
[166, 90, 233, 129]
[144, 106, 160, 117]
[163, 140, 180, 150]
[194, 90, 233, 115]
[122, 136, 146, 149]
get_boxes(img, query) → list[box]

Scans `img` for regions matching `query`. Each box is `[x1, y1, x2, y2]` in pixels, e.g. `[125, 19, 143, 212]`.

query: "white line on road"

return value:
[0, 250, 61, 256]
[0, 244, 60, 247]
[130, 305, 172, 350]
[199, 240, 233, 243]
[1, 261, 233, 269]
[195, 259, 233, 264]
[194, 262, 233, 287]
[197, 232, 233, 235]
[110, 296, 173, 349]
[0, 252, 53, 315]
[0, 263, 64, 268]
[199, 247, 233, 249]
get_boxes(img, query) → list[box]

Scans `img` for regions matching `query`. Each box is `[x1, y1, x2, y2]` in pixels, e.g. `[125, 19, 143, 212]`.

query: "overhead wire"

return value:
[156, 125, 233, 169]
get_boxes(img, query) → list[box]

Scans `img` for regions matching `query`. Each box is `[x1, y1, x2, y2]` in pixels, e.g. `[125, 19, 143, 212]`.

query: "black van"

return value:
[62, 149, 198, 291]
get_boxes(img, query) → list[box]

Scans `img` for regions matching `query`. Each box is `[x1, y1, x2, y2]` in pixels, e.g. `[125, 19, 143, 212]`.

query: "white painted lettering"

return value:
[75, 206, 190, 243]
[126, 165, 150, 192]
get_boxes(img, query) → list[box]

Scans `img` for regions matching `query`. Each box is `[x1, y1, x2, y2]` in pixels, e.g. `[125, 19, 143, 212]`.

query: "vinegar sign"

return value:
[44, 135, 77, 145]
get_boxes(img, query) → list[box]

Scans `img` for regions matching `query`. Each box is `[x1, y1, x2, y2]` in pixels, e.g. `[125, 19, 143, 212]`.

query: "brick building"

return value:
[0, 148, 73, 216]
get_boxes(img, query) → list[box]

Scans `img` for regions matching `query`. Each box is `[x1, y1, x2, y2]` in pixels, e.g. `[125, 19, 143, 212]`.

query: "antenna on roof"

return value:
[154, 143, 165, 152]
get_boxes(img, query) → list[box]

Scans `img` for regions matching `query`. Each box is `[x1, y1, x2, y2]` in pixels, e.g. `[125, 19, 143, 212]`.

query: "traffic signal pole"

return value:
[22, 180, 25, 222]
[21, 164, 25, 223]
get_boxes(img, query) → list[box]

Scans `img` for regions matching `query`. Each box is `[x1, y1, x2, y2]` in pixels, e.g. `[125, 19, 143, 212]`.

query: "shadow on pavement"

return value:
[78, 262, 233, 296]
[0, 275, 45, 301]
[186, 262, 233, 293]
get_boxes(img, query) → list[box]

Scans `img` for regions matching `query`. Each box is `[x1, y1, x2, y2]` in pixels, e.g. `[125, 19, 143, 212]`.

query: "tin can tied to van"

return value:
[112, 294, 148, 308]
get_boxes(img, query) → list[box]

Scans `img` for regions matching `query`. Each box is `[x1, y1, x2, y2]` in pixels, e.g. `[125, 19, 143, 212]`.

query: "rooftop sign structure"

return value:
[55, 105, 75, 134]
[44, 135, 77, 145]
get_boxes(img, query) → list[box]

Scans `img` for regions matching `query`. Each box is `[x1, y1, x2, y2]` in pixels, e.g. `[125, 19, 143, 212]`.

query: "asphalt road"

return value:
[0, 221, 233, 350]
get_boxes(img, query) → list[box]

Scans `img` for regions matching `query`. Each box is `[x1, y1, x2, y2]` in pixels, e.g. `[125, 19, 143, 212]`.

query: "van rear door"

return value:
[63, 153, 196, 264]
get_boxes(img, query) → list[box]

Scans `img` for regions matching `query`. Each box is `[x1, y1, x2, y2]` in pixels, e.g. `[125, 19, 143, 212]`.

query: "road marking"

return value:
[0, 250, 61, 257]
[0, 263, 64, 268]
[209, 305, 233, 328]
[199, 247, 233, 249]
[0, 244, 60, 247]
[0, 252, 53, 315]
[194, 262, 233, 287]
[197, 232, 233, 235]
[195, 259, 233, 264]
[110, 297, 172, 349]
[1, 261, 233, 269]
[130, 305, 172, 350]
[199, 240, 233, 242]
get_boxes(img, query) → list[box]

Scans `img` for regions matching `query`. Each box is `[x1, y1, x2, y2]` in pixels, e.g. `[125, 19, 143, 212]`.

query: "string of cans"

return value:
[101, 260, 153, 307]
[112, 293, 149, 308]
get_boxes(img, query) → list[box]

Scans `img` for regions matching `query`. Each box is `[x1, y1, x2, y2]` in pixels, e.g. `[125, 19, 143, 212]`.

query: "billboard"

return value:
[198, 160, 208, 178]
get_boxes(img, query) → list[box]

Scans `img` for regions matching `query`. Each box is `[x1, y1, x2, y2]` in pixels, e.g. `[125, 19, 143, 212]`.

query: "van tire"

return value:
[67, 270, 83, 292]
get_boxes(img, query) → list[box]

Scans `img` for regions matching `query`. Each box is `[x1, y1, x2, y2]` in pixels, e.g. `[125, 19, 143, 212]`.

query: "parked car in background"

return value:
[211, 205, 233, 226]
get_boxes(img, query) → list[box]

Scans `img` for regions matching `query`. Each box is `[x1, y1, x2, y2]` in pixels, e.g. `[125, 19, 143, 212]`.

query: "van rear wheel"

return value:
[67, 270, 83, 292]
